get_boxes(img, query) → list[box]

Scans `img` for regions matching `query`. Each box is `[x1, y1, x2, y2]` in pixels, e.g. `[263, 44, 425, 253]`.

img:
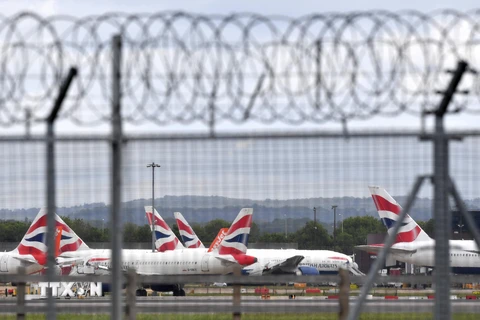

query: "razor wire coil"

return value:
[0, 10, 479, 127]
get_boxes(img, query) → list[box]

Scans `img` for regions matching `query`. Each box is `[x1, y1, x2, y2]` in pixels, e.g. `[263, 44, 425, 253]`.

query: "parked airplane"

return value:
[0, 208, 89, 275]
[355, 186, 480, 274]
[172, 211, 363, 276]
[58, 208, 257, 296]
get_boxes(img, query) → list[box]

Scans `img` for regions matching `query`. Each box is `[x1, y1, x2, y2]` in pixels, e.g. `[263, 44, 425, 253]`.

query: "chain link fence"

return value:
[0, 10, 480, 320]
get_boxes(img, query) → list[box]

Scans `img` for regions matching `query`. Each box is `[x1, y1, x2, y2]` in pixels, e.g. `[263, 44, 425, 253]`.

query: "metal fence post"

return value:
[46, 67, 77, 320]
[16, 266, 26, 320]
[432, 60, 468, 320]
[232, 267, 242, 320]
[110, 34, 123, 320]
[126, 268, 137, 320]
[338, 268, 350, 320]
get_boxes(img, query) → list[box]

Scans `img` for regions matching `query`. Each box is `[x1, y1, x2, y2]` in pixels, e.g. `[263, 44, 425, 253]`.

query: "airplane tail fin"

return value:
[174, 211, 205, 249]
[208, 228, 228, 252]
[369, 186, 431, 243]
[15, 208, 88, 264]
[145, 206, 184, 251]
[217, 208, 253, 255]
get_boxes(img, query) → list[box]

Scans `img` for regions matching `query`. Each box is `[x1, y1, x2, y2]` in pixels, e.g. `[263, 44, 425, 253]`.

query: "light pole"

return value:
[284, 214, 287, 239]
[102, 218, 105, 239]
[457, 223, 464, 239]
[332, 205, 337, 242]
[147, 162, 161, 252]
[339, 213, 343, 233]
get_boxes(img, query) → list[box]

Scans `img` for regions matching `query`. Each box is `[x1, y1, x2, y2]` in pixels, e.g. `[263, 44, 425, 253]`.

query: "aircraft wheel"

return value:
[179, 289, 186, 296]
[136, 289, 147, 296]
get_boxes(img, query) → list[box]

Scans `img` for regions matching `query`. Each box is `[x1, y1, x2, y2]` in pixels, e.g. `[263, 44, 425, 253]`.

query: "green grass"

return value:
[6, 314, 479, 320]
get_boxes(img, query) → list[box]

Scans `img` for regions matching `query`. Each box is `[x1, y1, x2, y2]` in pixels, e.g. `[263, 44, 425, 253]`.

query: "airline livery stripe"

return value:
[394, 225, 422, 243]
[155, 231, 172, 239]
[17, 245, 47, 264]
[371, 195, 400, 214]
[218, 247, 244, 255]
[227, 215, 252, 235]
[154, 218, 171, 231]
[225, 233, 249, 245]
[176, 219, 194, 234]
[157, 238, 178, 252]
[60, 239, 84, 253]
[25, 233, 45, 243]
[181, 235, 194, 243]
[27, 216, 73, 235]
[381, 218, 408, 229]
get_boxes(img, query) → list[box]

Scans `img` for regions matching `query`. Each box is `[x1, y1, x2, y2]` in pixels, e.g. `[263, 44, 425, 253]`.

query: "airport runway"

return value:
[0, 297, 479, 314]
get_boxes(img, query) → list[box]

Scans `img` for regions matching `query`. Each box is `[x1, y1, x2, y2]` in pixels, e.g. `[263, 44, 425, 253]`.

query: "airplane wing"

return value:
[355, 245, 417, 255]
[263, 255, 305, 274]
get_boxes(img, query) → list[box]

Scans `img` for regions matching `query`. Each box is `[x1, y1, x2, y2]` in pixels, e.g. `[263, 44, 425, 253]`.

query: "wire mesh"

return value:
[0, 137, 479, 318]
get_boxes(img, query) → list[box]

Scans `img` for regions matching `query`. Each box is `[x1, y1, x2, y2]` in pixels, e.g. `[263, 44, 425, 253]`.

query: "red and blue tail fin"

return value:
[217, 208, 253, 255]
[174, 211, 205, 249]
[15, 208, 88, 265]
[369, 186, 431, 243]
[145, 206, 184, 252]
[15, 208, 49, 262]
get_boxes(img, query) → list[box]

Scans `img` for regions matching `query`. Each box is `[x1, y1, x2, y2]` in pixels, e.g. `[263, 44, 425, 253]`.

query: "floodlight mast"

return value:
[147, 162, 161, 252]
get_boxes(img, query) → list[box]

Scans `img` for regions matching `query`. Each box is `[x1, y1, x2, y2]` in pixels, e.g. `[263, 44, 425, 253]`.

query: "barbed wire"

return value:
[0, 10, 479, 127]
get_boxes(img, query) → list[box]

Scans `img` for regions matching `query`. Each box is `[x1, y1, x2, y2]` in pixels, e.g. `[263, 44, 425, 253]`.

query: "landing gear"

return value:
[135, 288, 148, 296]
[172, 288, 186, 296]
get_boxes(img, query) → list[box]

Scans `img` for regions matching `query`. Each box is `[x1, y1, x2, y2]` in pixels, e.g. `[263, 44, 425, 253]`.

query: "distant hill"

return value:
[2, 194, 475, 233]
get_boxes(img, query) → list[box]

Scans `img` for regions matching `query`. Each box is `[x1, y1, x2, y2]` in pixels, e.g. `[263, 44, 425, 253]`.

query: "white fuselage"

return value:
[59, 248, 244, 275]
[390, 240, 480, 273]
[0, 251, 45, 275]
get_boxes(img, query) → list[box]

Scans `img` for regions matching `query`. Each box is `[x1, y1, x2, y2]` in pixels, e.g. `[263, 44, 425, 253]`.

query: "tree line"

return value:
[0, 216, 435, 254]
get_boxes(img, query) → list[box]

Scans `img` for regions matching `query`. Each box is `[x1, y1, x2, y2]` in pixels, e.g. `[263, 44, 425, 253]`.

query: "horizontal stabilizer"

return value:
[215, 255, 240, 266]
[12, 256, 40, 265]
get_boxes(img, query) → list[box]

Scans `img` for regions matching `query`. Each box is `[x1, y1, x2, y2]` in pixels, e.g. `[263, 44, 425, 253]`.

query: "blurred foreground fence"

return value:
[1, 10, 480, 320]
